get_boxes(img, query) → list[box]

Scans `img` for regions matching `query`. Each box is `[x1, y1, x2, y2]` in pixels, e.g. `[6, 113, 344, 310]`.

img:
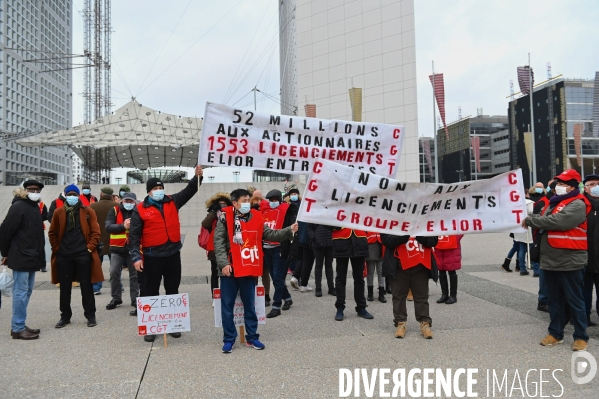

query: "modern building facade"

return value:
[508, 76, 596, 188]
[418, 137, 435, 183]
[278, 0, 419, 182]
[436, 115, 509, 183]
[0, 0, 73, 186]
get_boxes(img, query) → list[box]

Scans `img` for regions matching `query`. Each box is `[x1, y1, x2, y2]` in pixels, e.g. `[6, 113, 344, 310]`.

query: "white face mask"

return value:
[28, 193, 41, 202]
[555, 186, 568, 196]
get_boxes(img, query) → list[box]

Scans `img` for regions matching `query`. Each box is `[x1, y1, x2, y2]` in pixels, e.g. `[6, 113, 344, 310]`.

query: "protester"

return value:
[48, 184, 103, 328]
[201, 192, 232, 305]
[261, 189, 297, 318]
[307, 223, 335, 297]
[296, 221, 315, 293]
[523, 169, 590, 351]
[582, 174, 599, 327]
[435, 235, 463, 304]
[47, 188, 67, 222]
[129, 166, 203, 342]
[249, 192, 270, 305]
[513, 199, 536, 277]
[79, 183, 97, 206]
[532, 180, 555, 313]
[214, 188, 298, 353]
[89, 187, 118, 295]
[500, 237, 520, 273]
[381, 235, 438, 339]
[119, 185, 131, 199]
[529, 182, 546, 203]
[105, 192, 140, 314]
[332, 228, 373, 321]
[0, 181, 46, 340]
[365, 232, 386, 303]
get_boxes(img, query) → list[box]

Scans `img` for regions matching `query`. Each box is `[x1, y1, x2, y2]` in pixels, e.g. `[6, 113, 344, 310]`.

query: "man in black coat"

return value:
[0, 180, 46, 340]
[583, 174, 599, 326]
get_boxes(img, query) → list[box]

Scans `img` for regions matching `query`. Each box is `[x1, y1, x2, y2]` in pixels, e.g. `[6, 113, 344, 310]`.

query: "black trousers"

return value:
[143, 252, 182, 296]
[313, 246, 334, 290]
[335, 257, 366, 311]
[210, 259, 219, 297]
[57, 253, 96, 320]
[300, 245, 315, 286]
[391, 265, 432, 325]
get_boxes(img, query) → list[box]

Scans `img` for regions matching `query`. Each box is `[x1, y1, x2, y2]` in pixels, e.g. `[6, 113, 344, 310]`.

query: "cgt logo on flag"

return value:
[571, 351, 597, 384]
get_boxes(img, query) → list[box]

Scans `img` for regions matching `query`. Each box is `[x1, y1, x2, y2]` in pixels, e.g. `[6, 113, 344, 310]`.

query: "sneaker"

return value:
[420, 321, 433, 339]
[572, 340, 588, 351]
[299, 285, 313, 293]
[335, 309, 344, 321]
[222, 342, 234, 353]
[395, 322, 406, 338]
[94, 291, 101, 296]
[357, 308, 374, 319]
[540, 334, 563, 346]
[246, 339, 265, 350]
[290, 277, 299, 290]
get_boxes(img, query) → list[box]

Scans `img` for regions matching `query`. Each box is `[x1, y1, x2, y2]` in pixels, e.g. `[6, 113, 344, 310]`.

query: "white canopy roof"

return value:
[17, 100, 203, 169]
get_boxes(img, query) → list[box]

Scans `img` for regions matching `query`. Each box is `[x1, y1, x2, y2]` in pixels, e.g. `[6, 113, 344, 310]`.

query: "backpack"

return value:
[198, 219, 217, 251]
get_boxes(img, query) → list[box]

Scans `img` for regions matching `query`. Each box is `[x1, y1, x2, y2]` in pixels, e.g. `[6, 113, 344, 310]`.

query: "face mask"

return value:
[290, 195, 299, 201]
[239, 203, 251, 214]
[151, 190, 165, 202]
[82, 189, 91, 195]
[66, 196, 79, 206]
[120, 191, 125, 197]
[123, 202, 135, 211]
[554, 186, 568, 196]
[534, 188, 543, 194]
[270, 201, 280, 209]
[547, 188, 551, 193]
[28, 193, 41, 202]
[591, 186, 599, 197]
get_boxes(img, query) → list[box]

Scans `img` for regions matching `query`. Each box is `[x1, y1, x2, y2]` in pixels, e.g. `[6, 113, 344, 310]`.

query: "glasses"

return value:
[26, 188, 41, 193]
[585, 182, 599, 188]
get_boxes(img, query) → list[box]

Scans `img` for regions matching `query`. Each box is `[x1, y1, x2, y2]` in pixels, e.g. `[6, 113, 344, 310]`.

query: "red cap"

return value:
[554, 169, 581, 183]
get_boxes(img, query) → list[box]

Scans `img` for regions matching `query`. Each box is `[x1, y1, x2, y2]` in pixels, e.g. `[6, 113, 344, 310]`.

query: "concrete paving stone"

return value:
[3, 382, 139, 399]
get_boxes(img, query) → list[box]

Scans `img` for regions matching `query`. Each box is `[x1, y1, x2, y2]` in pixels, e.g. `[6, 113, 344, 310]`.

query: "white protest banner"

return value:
[297, 159, 528, 236]
[213, 286, 266, 327]
[136, 293, 190, 336]
[199, 102, 404, 177]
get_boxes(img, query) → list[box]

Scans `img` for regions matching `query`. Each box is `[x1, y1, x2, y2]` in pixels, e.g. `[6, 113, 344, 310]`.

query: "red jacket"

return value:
[435, 235, 463, 271]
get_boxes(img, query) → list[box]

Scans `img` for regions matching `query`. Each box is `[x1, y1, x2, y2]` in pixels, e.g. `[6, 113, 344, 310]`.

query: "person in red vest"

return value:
[366, 232, 386, 303]
[523, 169, 590, 351]
[79, 183, 98, 206]
[37, 198, 48, 272]
[332, 228, 373, 321]
[381, 235, 438, 339]
[214, 188, 298, 353]
[261, 189, 298, 318]
[435, 235, 463, 304]
[47, 188, 67, 223]
[129, 166, 203, 343]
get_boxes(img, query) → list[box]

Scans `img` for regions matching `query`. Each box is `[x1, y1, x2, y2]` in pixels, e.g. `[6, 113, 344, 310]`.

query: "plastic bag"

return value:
[0, 266, 13, 296]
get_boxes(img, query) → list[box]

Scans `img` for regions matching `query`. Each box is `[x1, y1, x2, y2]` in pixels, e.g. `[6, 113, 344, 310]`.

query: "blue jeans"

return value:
[264, 247, 291, 309]
[544, 269, 588, 341]
[538, 269, 547, 304]
[12, 270, 36, 332]
[220, 276, 258, 343]
[507, 240, 519, 259]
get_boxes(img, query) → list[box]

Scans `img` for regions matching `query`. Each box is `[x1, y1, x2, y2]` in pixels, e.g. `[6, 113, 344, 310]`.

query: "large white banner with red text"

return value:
[199, 102, 404, 177]
[297, 159, 528, 236]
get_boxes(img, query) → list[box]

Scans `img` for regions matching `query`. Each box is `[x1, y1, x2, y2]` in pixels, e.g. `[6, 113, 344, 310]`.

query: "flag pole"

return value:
[529, 53, 537, 185]
[432, 61, 439, 183]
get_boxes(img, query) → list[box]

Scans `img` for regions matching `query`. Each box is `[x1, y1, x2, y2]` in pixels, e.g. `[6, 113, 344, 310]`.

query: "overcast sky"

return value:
[71, 0, 599, 183]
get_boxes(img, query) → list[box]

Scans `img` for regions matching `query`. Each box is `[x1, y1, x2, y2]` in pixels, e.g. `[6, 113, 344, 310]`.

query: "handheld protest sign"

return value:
[213, 286, 266, 328]
[137, 294, 191, 343]
[298, 159, 528, 236]
[199, 102, 404, 178]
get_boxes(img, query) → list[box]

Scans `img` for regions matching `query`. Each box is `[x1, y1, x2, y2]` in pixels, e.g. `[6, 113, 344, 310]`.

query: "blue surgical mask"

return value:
[534, 187, 544, 194]
[66, 195, 79, 206]
[591, 186, 599, 197]
[270, 201, 280, 209]
[120, 191, 125, 197]
[82, 189, 91, 195]
[290, 195, 299, 201]
[123, 202, 135, 211]
[239, 203, 251, 214]
[151, 190, 165, 202]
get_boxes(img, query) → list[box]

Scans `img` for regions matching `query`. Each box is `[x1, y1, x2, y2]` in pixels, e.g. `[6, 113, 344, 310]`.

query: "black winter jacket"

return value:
[279, 202, 299, 258]
[47, 193, 66, 222]
[0, 189, 46, 271]
[332, 229, 368, 258]
[380, 235, 439, 282]
[585, 193, 599, 273]
[307, 223, 333, 247]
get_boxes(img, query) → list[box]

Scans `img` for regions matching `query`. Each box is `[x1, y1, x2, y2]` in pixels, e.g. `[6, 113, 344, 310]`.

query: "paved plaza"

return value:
[0, 183, 598, 398]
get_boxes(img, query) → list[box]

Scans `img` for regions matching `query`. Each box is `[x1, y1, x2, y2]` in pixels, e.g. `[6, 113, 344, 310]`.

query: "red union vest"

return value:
[109, 206, 129, 247]
[261, 201, 289, 245]
[137, 199, 181, 247]
[80, 194, 96, 206]
[55, 198, 65, 209]
[435, 235, 458, 250]
[225, 207, 264, 277]
[394, 236, 432, 270]
[39, 202, 46, 230]
[542, 195, 591, 250]
[333, 228, 367, 240]
[367, 232, 381, 244]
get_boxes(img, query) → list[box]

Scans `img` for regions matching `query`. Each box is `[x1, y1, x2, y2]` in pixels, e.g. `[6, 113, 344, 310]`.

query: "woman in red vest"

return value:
[435, 235, 463, 304]
[381, 234, 438, 339]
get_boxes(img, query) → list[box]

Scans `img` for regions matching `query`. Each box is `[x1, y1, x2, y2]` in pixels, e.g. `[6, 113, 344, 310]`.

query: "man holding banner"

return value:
[214, 188, 298, 353]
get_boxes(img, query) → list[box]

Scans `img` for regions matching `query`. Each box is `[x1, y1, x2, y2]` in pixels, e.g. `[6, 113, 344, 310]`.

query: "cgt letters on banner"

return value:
[297, 159, 528, 236]
[198, 102, 404, 177]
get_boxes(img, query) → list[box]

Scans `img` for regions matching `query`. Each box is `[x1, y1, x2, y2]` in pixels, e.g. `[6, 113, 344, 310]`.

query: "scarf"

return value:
[549, 188, 580, 205]
[63, 201, 82, 231]
[233, 209, 248, 245]
[147, 196, 163, 210]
